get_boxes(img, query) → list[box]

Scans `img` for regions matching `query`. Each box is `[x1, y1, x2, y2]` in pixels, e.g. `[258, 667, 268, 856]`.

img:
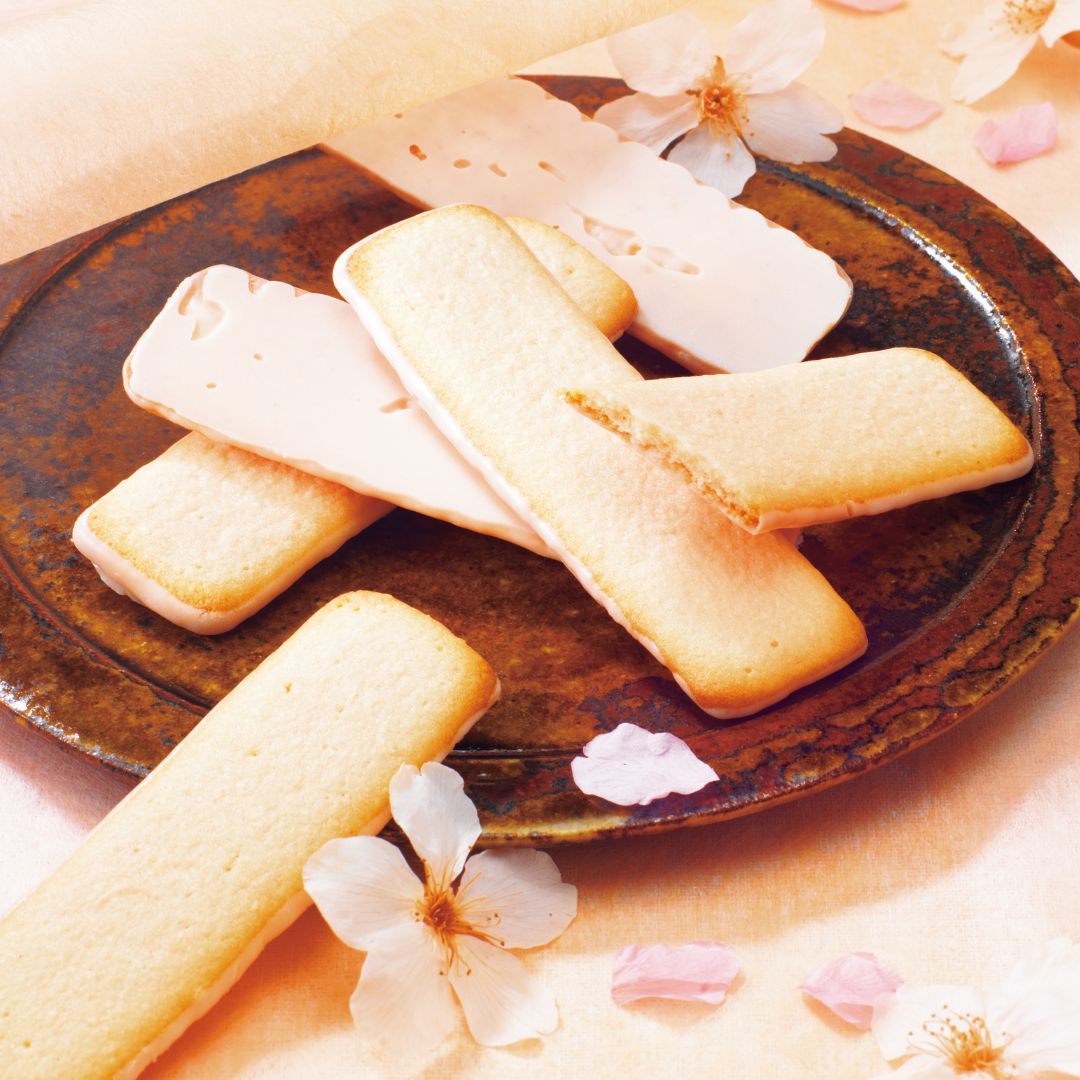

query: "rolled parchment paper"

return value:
[0, 0, 684, 265]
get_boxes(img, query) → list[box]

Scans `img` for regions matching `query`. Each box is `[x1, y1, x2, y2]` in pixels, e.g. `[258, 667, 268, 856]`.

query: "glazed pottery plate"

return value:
[1, 77, 1078, 844]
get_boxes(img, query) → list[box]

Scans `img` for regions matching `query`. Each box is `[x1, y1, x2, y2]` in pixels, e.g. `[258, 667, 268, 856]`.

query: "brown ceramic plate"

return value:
[1, 77, 1078, 845]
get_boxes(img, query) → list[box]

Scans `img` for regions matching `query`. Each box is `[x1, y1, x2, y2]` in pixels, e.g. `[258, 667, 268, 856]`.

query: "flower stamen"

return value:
[907, 1008, 1015, 1077]
[1003, 0, 1055, 35]
[418, 871, 505, 971]
[693, 58, 749, 140]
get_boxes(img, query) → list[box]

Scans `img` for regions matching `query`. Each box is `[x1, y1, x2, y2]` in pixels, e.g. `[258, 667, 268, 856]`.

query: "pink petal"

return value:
[667, 125, 757, 198]
[742, 82, 842, 162]
[801, 952, 904, 1029]
[950, 24, 1038, 104]
[606, 12, 715, 96]
[848, 80, 942, 130]
[592, 92, 699, 154]
[570, 722, 719, 806]
[821, 0, 903, 9]
[612, 942, 741, 1006]
[974, 102, 1057, 165]
[722, 0, 825, 94]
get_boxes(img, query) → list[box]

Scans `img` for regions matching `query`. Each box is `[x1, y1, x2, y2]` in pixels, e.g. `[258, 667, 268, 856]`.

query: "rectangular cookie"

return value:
[327, 76, 853, 374]
[563, 350, 1034, 534]
[123, 218, 634, 557]
[0, 591, 499, 1080]
[73, 431, 391, 634]
[336, 205, 867, 718]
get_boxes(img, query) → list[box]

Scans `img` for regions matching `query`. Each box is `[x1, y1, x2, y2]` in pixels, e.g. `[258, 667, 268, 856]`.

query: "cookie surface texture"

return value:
[564, 349, 1034, 533]
[0, 591, 498, 1080]
[336, 205, 867, 719]
[73, 432, 391, 633]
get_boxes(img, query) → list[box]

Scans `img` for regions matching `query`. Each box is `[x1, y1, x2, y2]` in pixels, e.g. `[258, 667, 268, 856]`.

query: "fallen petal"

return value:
[612, 942, 741, 1006]
[821, 0, 903, 9]
[606, 11, 715, 96]
[849, 80, 942, 129]
[571, 722, 719, 806]
[801, 952, 904, 1029]
[974, 102, 1057, 165]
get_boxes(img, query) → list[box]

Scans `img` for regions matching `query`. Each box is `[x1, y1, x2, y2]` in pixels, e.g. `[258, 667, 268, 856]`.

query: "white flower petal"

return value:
[940, 3, 1007, 57]
[390, 761, 480, 885]
[1042, 0, 1080, 46]
[986, 945, 1080, 1073]
[951, 25, 1039, 103]
[303, 836, 422, 951]
[450, 936, 559, 1046]
[456, 849, 577, 949]
[349, 920, 459, 1056]
[722, 0, 825, 94]
[743, 82, 841, 163]
[871, 982, 985, 1062]
[668, 125, 757, 198]
[606, 12, 715, 96]
[1004, 936, 1080, 989]
[593, 92, 699, 154]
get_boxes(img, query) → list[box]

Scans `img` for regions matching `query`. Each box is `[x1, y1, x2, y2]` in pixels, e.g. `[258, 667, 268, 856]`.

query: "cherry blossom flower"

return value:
[303, 762, 577, 1055]
[941, 0, 1080, 103]
[593, 3, 843, 198]
[870, 938, 1080, 1079]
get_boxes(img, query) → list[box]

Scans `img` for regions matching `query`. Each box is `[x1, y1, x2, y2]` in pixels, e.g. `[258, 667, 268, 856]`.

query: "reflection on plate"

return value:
[0, 77, 1078, 844]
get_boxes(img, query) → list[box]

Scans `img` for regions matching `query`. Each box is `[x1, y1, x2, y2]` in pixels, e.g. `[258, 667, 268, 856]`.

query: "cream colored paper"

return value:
[0, 0, 686, 264]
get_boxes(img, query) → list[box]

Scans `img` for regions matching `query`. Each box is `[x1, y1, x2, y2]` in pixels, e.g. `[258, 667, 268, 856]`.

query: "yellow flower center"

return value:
[908, 1008, 1015, 1077]
[417, 870, 504, 974]
[1003, 0, 1055, 35]
[693, 58, 748, 139]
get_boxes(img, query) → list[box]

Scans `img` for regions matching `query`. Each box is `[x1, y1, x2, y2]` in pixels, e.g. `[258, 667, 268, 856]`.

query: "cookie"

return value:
[336, 205, 867, 719]
[563, 349, 1034, 534]
[123, 218, 633, 556]
[0, 591, 499, 1080]
[73, 432, 390, 633]
[328, 76, 852, 374]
